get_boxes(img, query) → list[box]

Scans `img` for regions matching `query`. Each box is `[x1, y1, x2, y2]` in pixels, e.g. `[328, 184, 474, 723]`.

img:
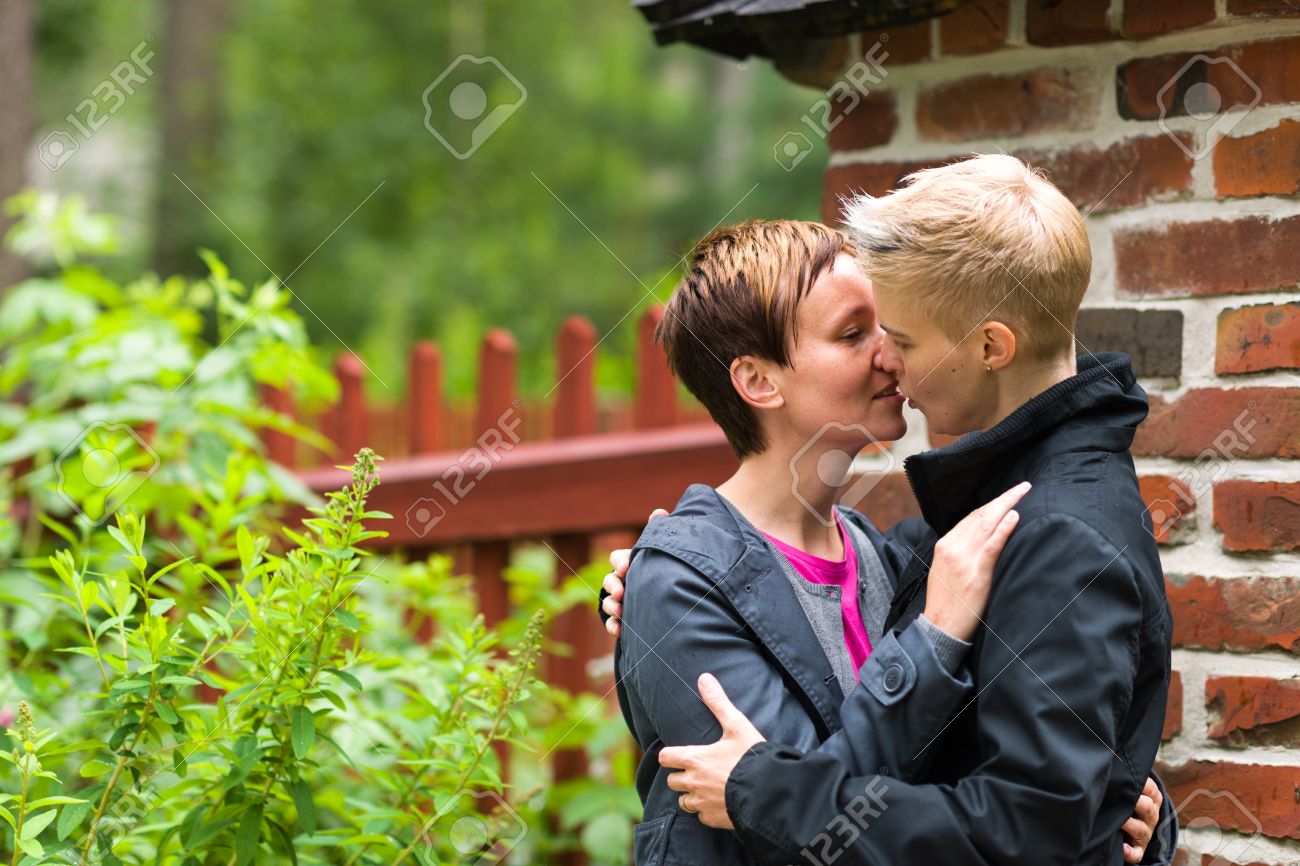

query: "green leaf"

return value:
[57, 799, 93, 840]
[155, 703, 179, 725]
[235, 804, 262, 866]
[17, 835, 43, 858]
[159, 676, 202, 687]
[324, 668, 362, 692]
[26, 796, 87, 809]
[334, 609, 360, 630]
[80, 760, 113, 778]
[149, 598, 176, 616]
[22, 808, 57, 839]
[290, 706, 315, 759]
[290, 779, 316, 834]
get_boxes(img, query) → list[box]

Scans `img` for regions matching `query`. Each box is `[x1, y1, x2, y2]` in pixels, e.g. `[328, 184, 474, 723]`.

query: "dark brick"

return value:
[939, 0, 1009, 56]
[1118, 36, 1300, 121]
[860, 21, 930, 65]
[1123, 0, 1217, 39]
[828, 91, 898, 152]
[1019, 135, 1195, 213]
[1026, 0, 1114, 46]
[1076, 308, 1182, 377]
[917, 68, 1099, 141]
[1228, 0, 1300, 15]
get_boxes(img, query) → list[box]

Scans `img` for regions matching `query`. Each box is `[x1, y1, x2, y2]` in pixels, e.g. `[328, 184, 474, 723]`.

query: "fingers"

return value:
[665, 769, 689, 792]
[978, 508, 1021, 566]
[1123, 842, 1143, 864]
[1134, 793, 1158, 832]
[1123, 814, 1151, 845]
[604, 617, 620, 637]
[601, 593, 621, 619]
[697, 673, 760, 739]
[1145, 776, 1162, 809]
[603, 571, 625, 601]
[978, 481, 1032, 527]
[659, 745, 691, 770]
[609, 547, 632, 577]
[649, 508, 669, 522]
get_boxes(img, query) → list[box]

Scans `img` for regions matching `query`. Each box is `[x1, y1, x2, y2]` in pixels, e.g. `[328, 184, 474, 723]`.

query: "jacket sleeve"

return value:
[619, 547, 826, 752]
[622, 548, 973, 776]
[725, 515, 1148, 866]
[811, 618, 974, 782]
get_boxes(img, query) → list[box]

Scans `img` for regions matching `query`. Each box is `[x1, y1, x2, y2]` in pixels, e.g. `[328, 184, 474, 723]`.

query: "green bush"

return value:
[0, 195, 637, 864]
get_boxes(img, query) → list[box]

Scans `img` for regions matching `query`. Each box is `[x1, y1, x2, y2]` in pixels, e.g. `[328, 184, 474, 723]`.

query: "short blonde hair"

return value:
[658, 220, 853, 458]
[844, 154, 1090, 360]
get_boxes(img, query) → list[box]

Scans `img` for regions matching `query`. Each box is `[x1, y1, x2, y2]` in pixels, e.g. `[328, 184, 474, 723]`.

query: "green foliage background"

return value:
[34, 0, 826, 400]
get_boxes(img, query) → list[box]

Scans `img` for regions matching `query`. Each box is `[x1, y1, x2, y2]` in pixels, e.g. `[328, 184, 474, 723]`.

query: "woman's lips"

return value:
[873, 384, 905, 404]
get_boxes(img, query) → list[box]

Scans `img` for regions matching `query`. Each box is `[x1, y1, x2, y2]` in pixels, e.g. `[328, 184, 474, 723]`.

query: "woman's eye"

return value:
[842, 329, 861, 341]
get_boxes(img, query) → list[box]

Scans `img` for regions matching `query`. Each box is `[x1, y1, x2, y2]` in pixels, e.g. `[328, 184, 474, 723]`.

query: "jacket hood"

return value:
[904, 352, 1149, 535]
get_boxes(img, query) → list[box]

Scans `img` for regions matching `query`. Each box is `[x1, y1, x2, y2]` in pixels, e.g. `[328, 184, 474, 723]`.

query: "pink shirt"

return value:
[761, 513, 873, 679]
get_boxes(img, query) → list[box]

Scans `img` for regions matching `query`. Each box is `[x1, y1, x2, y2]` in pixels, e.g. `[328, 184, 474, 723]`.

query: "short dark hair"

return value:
[657, 219, 853, 458]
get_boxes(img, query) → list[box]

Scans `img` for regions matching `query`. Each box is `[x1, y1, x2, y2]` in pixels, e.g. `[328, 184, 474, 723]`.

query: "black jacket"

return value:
[616, 486, 977, 865]
[724, 353, 1177, 865]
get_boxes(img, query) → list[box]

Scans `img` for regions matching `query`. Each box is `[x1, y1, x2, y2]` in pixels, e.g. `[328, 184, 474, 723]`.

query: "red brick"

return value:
[1207, 675, 1300, 742]
[1156, 760, 1300, 839]
[1140, 475, 1198, 545]
[1132, 388, 1300, 460]
[1228, 0, 1300, 15]
[1215, 118, 1300, 197]
[1026, 0, 1114, 46]
[1019, 135, 1194, 212]
[820, 160, 944, 225]
[1118, 36, 1300, 121]
[1167, 575, 1300, 653]
[1217, 302, 1300, 375]
[1123, 0, 1217, 39]
[918, 69, 1099, 142]
[1165, 670, 1184, 740]
[939, 0, 1009, 56]
[860, 21, 930, 65]
[828, 91, 898, 152]
[1214, 480, 1300, 552]
[1115, 215, 1300, 298]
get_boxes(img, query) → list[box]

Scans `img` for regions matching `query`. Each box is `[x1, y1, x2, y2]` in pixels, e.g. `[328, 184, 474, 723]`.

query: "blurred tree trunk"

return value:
[154, 0, 232, 276]
[0, 0, 34, 289]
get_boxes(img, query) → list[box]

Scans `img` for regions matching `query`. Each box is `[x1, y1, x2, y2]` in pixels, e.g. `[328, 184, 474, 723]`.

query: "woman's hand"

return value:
[1122, 776, 1163, 863]
[601, 508, 669, 636]
[922, 481, 1031, 642]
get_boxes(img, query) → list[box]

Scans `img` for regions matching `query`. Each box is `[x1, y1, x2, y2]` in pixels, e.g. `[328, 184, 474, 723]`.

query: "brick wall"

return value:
[811, 2, 1300, 862]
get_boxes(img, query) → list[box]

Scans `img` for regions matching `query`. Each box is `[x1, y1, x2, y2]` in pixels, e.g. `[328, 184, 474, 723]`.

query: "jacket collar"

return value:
[632, 484, 847, 734]
[904, 352, 1149, 536]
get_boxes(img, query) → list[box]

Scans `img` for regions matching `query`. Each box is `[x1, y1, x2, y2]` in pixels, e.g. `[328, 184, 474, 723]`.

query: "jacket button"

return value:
[883, 664, 905, 694]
